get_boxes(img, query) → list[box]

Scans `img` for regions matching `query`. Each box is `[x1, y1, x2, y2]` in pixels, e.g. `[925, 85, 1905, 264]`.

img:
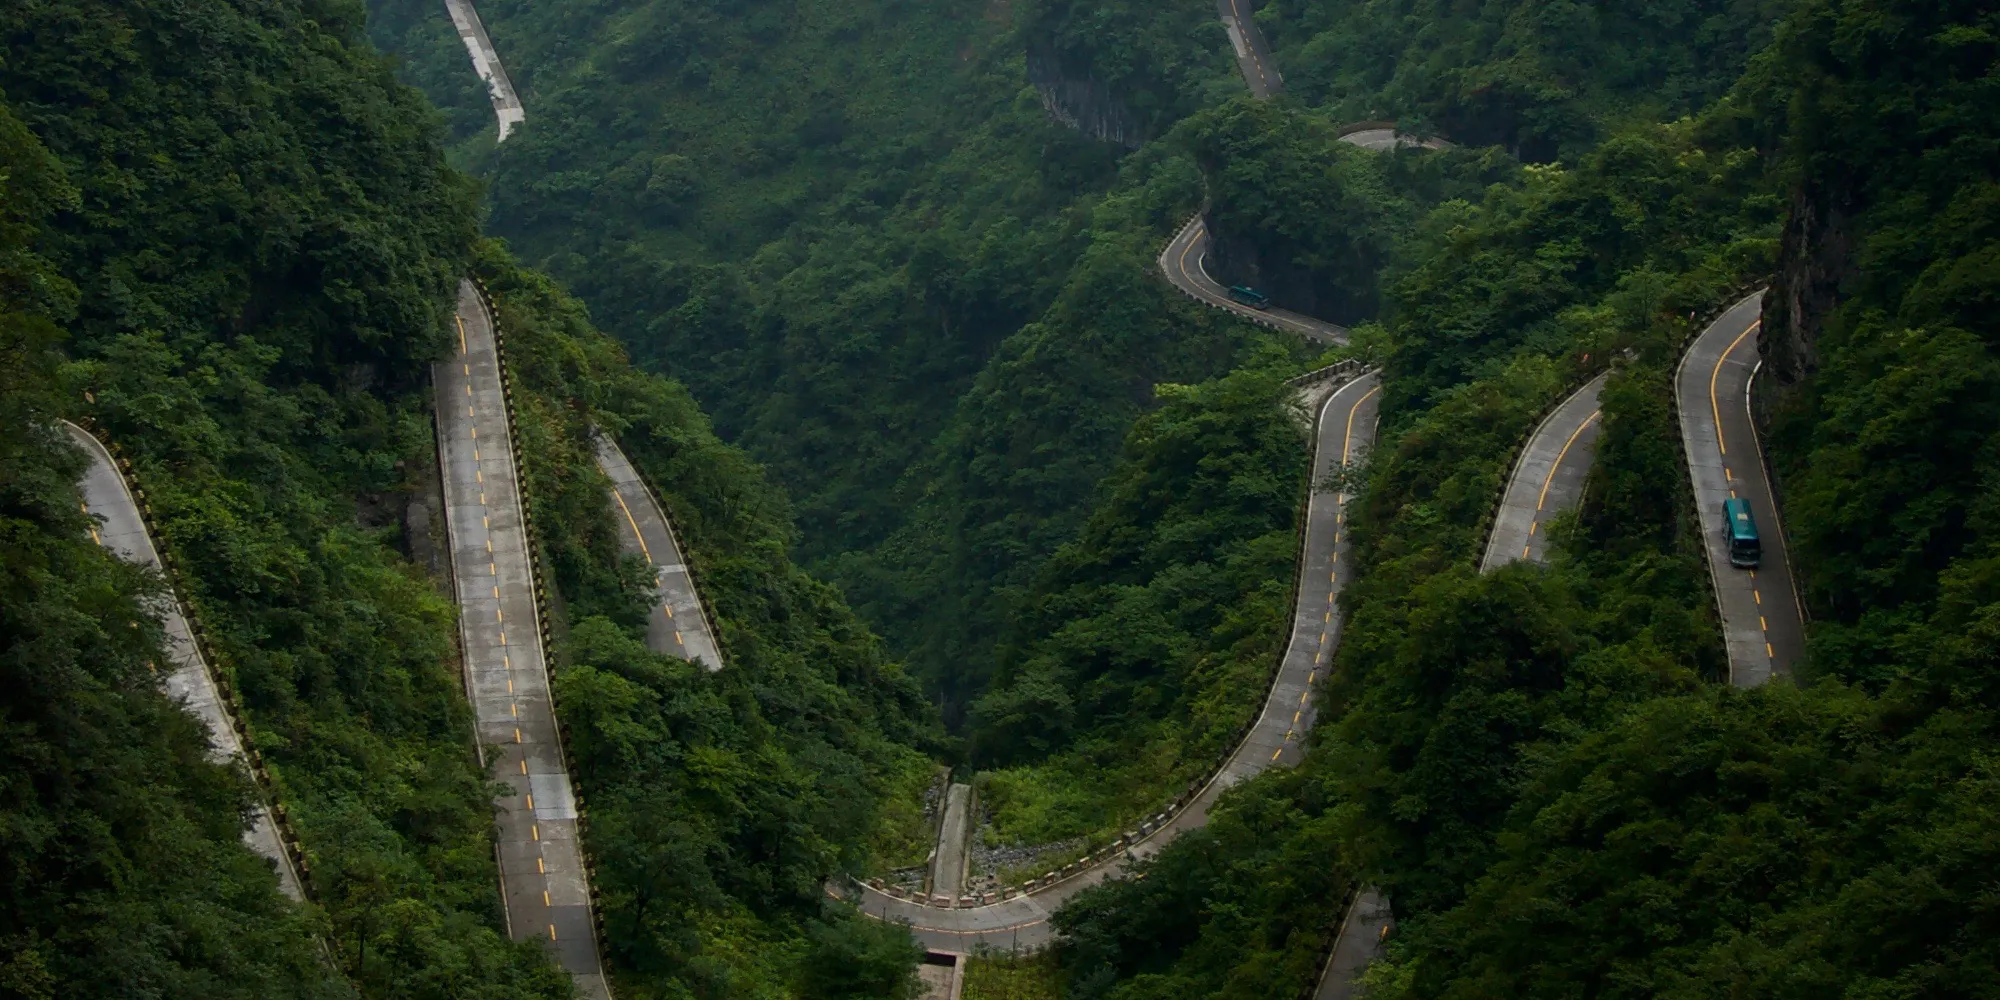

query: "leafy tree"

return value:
[0, 93, 345, 1000]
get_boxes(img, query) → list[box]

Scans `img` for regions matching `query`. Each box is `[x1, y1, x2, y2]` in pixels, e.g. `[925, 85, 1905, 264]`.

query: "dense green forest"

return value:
[0, 2, 568, 993]
[1040, 0, 2000, 997]
[0, 91, 345, 1000]
[10, 0, 1998, 995]
[364, 0, 1280, 726]
[1, 0, 936, 996]
[475, 242, 942, 996]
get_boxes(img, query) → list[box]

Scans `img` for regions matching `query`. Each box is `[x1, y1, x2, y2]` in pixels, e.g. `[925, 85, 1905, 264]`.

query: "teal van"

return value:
[1723, 498, 1761, 568]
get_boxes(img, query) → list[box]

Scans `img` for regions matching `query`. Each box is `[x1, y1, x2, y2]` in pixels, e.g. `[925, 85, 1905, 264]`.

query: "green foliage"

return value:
[1377, 121, 1780, 415]
[969, 349, 1308, 843]
[1014, 0, 1237, 136]
[1367, 684, 2000, 998]
[474, 245, 938, 996]
[1179, 99, 1422, 323]
[1, 1, 574, 994]
[1052, 3, 2000, 997]
[795, 914, 925, 1000]
[1757, 0, 2000, 695]
[1259, 0, 1794, 160]
[0, 93, 345, 1000]
[365, 0, 1292, 718]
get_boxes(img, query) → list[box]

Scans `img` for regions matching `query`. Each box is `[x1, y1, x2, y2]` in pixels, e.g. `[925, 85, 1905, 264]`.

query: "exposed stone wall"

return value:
[1762, 180, 1855, 388]
[1026, 47, 1145, 149]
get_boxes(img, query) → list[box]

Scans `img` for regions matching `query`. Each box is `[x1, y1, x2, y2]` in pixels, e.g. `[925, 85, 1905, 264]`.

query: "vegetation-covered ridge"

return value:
[3, 0, 942, 997]
[1, 86, 347, 1000]
[0, 0, 575, 992]
[471, 241, 943, 998]
[364, 0, 1286, 721]
[1041, 1, 2000, 998]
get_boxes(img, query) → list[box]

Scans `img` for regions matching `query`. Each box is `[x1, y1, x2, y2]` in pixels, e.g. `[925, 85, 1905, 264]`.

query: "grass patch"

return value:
[964, 951, 1065, 1000]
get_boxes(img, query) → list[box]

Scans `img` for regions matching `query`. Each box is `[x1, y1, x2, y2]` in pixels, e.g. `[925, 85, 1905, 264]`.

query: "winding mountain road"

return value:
[1482, 373, 1608, 571]
[64, 422, 305, 903]
[1161, 217, 1349, 343]
[434, 281, 609, 999]
[593, 436, 723, 670]
[1162, 126, 1444, 341]
[1675, 292, 1806, 685]
[852, 368, 1381, 950]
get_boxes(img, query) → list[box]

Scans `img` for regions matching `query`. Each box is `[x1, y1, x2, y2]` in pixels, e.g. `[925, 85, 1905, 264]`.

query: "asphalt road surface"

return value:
[1338, 127, 1451, 152]
[435, 281, 610, 1000]
[65, 421, 305, 903]
[1675, 292, 1807, 685]
[593, 434, 723, 671]
[1482, 372, 1608, 571]
[445, 0, 525, 141]
[1315, 888, 1394, 1000]
[1216, 0, 1284, 98]
[852, 371, 1382, 950]
[1160, 217, 1349, 343]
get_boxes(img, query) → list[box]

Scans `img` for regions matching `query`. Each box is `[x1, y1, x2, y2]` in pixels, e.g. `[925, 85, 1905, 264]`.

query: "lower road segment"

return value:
[434, 280, 610, 999]
[593, 435, 723, 670]
[1482, 372, 1607, 571]
[852, 370, 1382, 950]
[65, 422, 305, 903]
[1315, 888, 1394, 1000]
[1675, 292, 1807, 685]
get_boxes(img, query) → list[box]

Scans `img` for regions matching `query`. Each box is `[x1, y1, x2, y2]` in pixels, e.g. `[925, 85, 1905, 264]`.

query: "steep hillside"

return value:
[1048, 1, 2000, 997]
[3, 0, 938, 995]
[474, 243, 941, 996]
[0, 93, 345, 1000]
[365, 0, 1279, 714]
[1257, 0, 1794, 159]
[0, 2, 570, 992]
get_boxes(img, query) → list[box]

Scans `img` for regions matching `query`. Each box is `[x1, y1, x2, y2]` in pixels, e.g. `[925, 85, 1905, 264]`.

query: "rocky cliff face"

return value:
[1762, 179, 1855, 387]
[1026, 47, 1145, 149]
[1202, 213, 1378, 324]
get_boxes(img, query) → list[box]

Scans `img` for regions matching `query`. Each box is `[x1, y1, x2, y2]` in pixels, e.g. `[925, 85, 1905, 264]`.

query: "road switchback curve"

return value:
[434, 280, 610, 999]
[1675, 291, 1806, 686]
[1161, 128, 1443, 342]
[1160, 217, 1349, 344]
[851, 369, 1382, 950]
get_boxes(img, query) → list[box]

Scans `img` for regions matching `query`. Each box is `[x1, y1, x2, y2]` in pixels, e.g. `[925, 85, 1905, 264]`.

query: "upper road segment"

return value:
[1216, 0, 1283, 98]
[444, 0, 525, 141]
[65, 422, 305, 903]
[1675, 292, 1806, 686]
[593, 435, 723, 670]
[1337, 127, 1450, 152]
[1481, 372, 1608, 571]
[852, 368, 1382, 951]
[1161, 217, 1349, 344]
[434, 281, 609, 999]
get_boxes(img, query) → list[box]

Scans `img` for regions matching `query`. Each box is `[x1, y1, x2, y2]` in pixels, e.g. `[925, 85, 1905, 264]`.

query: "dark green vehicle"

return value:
[1723, 498, 1761, 568]
[1227, 284, 1270, 309]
